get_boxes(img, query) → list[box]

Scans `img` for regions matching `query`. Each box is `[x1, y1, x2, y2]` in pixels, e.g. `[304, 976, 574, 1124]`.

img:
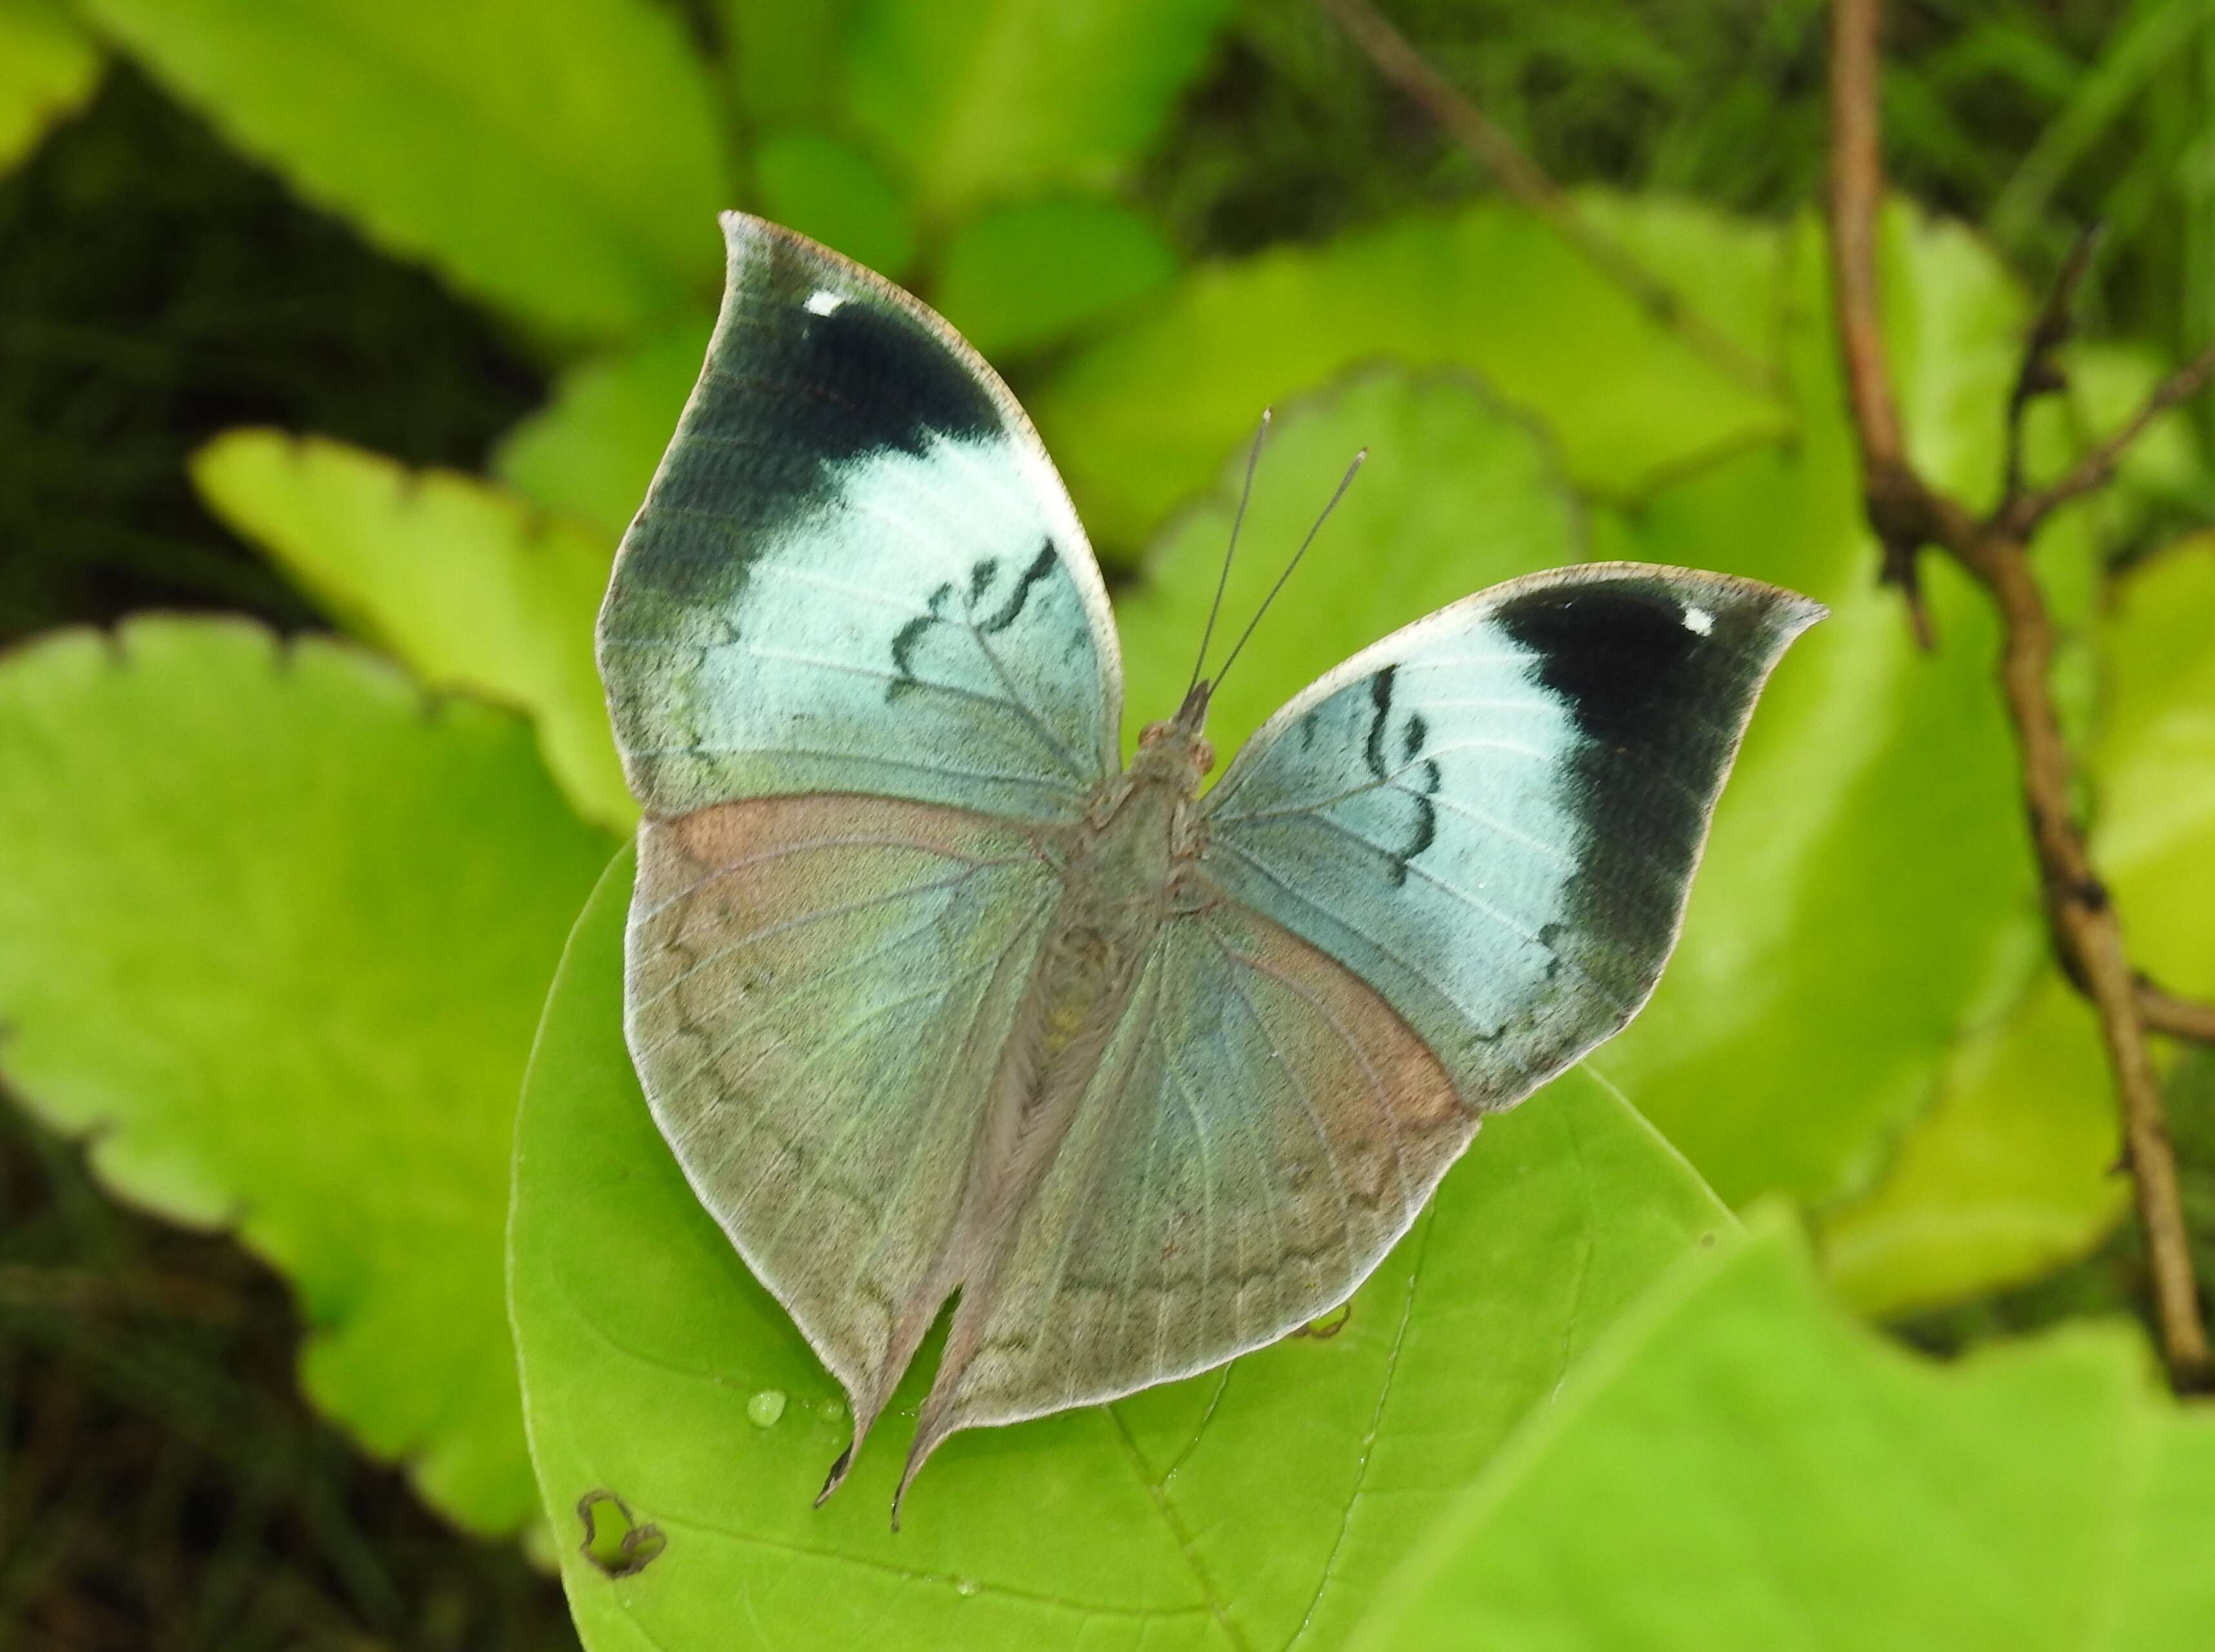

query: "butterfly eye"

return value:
[1193, 737, 1216, 775]
[1138, 721, 1169, 748]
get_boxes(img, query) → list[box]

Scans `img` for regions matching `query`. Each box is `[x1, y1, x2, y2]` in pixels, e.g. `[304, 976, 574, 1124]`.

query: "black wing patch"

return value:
[1494, 575, 1783, 962]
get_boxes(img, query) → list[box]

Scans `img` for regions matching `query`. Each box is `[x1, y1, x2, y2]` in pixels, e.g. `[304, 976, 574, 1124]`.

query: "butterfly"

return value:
[597, 212, 1822, 1524]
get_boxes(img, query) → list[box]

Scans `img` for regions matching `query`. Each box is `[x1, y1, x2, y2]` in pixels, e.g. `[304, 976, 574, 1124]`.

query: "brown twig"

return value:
[2141, 981, 2215, 1045]
[1828, 0, 2212, 1388]
[1316, 0, 1780, 399]
[1999, 343, 2215, 539]
[2000, 224, 2102, 508]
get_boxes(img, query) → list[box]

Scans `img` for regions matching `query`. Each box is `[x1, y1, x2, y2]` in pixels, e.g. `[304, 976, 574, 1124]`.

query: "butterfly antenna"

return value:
[1186, 408, 1272, 699]
[1210, 447, 1367, 692]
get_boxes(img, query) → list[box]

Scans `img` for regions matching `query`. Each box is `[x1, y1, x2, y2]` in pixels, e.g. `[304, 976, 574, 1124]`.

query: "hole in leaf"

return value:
[576, 1489, 667, 1578]
[1293, 1302, 1353, 1340]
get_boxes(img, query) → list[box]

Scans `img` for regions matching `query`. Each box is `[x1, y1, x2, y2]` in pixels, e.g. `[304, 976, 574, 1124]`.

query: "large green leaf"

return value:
[82, 0, 728, 342]
[0, 619, 617, 1533]
[192, 429, 631, 830]
[1353, 1211, 2215, 1649]
[2095, 533, 2215, 1000]
[510, 848, 1728, 1650]
[842, 0, 1232, 221]
[1031, 193, 1788, 553]
[0, 0, 101, 173]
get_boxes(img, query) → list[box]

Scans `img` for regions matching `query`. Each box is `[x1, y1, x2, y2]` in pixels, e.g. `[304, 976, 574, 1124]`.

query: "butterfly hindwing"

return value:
[897, 895, 1473, 1481]
[597, 213, 1122, 824]
[1202, 563, 1823, 1108]
[628, 795, 1064, 1448]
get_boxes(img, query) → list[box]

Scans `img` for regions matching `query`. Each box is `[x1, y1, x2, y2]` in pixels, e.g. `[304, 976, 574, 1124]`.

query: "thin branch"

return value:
[2000, 341, 2215, 538]
[1829, 0, 2212, 1389]
[1826, 0, 1954, 644]
[1316, 0, 1779, 398]
[2001, 224, 2103, 508]
[2141, 980, 2215, 1045]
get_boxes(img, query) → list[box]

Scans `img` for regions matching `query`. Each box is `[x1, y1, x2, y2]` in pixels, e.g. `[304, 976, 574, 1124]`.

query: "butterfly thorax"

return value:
[1038, 726, 1209, 1061]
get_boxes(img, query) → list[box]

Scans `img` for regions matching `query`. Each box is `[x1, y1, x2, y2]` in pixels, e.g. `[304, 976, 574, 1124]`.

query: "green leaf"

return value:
[842, 0, 1232, 221]
[192, 430, 633, 831]
[1818, 971, 2123, 1317]
[81, 0, 728, 342]
[1591, 207, 2091, 1210]
[935, 197, 1178, 359]
[2094, 533, 2215, 1001]
[0, 619, 617, 1533]
[1031, 194, 1788, 555]
[510, 848, 1728, 1650]
[1353, 1210, 2215, 1649]
[0, 0, 101, 174]
[755, 127, 918, 280]
[1117, 366, 1581, 757]
[493, 314, 715, 542]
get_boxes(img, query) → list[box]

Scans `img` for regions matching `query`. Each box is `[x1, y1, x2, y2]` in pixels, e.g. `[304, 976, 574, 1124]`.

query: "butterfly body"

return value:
[599, 212, 1822, 1520]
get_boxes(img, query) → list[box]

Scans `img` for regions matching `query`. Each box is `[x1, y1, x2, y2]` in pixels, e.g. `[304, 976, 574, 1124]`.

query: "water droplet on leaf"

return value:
[748, 1389, 787, 1428]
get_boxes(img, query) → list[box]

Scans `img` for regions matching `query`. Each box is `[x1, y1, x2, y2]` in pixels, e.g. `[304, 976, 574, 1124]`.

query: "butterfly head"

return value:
[1135, 681, 1215, 782]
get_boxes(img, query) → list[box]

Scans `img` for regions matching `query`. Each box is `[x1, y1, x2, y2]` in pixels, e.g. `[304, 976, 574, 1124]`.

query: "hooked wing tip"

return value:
[813, 1443, 854, 1509]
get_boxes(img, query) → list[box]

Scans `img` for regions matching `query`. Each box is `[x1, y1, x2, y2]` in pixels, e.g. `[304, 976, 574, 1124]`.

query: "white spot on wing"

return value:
[1682, 604, 1714, 636]
[804, 289, 846, 317]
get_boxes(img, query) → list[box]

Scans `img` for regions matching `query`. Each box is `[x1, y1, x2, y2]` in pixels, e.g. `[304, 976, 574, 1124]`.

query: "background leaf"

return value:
[714, 0, 862, 127]
[0, 618, 617, 1533]
[934, 197, 1178, 359]
[1818, 971, 2123, 1316]
[493, 315, 717, 542]
[0, 0, 101, 174]
[510, 849, 1729, 1651]
[842, 0, 1233, 221]
[81, 0, 729, 342]
[192, 429, 631, 830]
[1031, 194, 1787, 553]
[2094, 532, 2215, 1000]
[1353, 1210, 2215, 1650]
[753, 129, 918, 281]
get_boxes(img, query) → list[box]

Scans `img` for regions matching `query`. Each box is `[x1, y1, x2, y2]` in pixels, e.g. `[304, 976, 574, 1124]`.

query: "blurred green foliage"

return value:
[3, 0, 2214, 1646]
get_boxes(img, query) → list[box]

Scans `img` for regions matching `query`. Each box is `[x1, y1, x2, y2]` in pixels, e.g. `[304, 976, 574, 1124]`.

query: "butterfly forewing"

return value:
[597, 212, 1122, 824]
[1202, 564, 1823, 1105]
